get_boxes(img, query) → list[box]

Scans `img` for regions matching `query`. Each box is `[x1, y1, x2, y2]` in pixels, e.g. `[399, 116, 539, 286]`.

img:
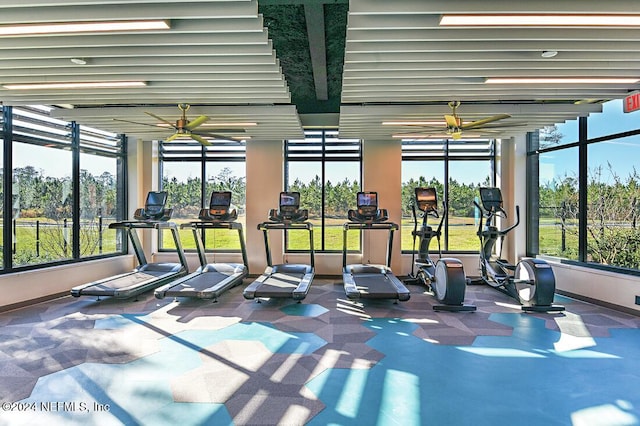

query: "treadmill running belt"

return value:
[76, 270, 172, 296]
[353, 274, 402, 298]
[256, 272, 305, 296]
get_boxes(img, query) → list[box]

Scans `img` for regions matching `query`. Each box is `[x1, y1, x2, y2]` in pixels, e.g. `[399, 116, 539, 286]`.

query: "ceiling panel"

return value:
[0, 0, 303, 140]
[339, 0, 640, 140]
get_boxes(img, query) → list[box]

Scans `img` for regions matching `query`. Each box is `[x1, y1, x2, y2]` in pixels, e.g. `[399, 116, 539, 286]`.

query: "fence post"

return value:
[12, 219, 16, 255]
[98, 216, 103, 254]
[36, 220, 40, 257]
[63, 218, 68, 255]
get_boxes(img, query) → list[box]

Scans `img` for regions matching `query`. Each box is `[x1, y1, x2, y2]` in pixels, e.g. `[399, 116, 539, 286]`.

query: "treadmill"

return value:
[155, 191, 249, 301]
[71, 191, 188, 299]
[243, 192, 315, 301]
[342, 191, 410, 302]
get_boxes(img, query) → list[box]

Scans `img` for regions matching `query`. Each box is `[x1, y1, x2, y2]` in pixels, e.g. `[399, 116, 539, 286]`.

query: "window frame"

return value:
[1, 105, 127, 274]
[158, 139, 247, 253]
[528, 105, 640, 275]
[401, 138, 497, 253]
[284, 130, 362, 253]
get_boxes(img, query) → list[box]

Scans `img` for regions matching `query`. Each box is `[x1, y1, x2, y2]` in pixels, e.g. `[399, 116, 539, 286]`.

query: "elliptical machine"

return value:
[472, 187, 564, 312]
[405, 187, 476, 312]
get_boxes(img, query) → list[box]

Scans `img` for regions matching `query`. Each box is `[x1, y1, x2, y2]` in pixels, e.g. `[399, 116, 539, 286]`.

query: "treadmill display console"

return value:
[357, 192, 378, 218]
[270, 192, 308, 222]
[348, 191, 387, 223]
[199, 191, 237, 222]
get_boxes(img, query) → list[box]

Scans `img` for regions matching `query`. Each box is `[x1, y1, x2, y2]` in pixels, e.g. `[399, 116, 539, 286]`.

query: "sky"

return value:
[539, 98, 640, 185]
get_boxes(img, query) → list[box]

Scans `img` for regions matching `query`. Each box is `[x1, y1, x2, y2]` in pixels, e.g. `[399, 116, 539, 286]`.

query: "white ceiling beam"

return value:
[345, 40, 640, 53]
[0, 44, 275, 59]
[346, 28, 640, 43]
[345, 51, 640, 63]
[348, 0, 639, 15]
[0, 54, 279, 68]
[0, 1, 259, 23]
[0, 32, 269, 50]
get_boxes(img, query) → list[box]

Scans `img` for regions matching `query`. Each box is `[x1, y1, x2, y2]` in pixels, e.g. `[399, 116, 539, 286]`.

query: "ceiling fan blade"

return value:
[468, 122, 528, 130]
[461, 114, 511, 130]
[444, 114, 460, 128]
[190, 134, 212, 146]
[203, 133, 243, 143]
[113, 118, 167, 130]
[193, 128, 246, 134]
[165, 133, 180, 142]
[451, 131, 463, 140]
[185, 115, 209, 131]
[145, 112, 177, 129]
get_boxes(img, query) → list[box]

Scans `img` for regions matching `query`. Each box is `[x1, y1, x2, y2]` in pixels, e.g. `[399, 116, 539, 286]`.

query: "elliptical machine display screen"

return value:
[479, 187, 503, 212]
[415, 187, 437, 213]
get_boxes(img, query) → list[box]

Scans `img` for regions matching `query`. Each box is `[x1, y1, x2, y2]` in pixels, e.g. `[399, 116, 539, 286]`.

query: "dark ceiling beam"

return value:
[305, 3, 328, 101]
[259, 0, 346, 4]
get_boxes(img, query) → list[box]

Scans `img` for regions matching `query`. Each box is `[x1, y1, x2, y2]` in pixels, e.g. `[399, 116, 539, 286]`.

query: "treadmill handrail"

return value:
[342, 220, 398, 269]
[257, 221, 314, 268]
[181, 220, 249, 270]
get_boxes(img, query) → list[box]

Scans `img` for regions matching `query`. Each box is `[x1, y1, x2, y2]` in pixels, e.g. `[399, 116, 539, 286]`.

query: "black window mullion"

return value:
[71, 122, 81, 259]
[578, 117, 588, 263]
[3, 106, 13, 271]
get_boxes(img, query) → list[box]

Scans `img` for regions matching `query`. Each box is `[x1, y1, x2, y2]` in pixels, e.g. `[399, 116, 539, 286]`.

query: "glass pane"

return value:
[161, 162, 202, 250]
[588, 98, 640, 139]
[538, 147, 579, 260]
[12, 142, 73, 266]
[587, 135, 640, 268]
[204, 163, 246, 250]
[448, 160, 492, 251]
[401, 160, 445, 251]
[538, 119, 579, 149]
[288, 161, 322, 250]
[0, 130, 3, 269]
[79, 153, 121, 257]
[325, 161, 360, 251]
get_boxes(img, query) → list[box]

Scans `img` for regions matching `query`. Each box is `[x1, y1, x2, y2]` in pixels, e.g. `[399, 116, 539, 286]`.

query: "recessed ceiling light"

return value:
[0, 20, 170, 36]
[3, 81, 147, 90]
[439, 14, 640, 27]
[541, 50, 558, 58]
[70, 58, 88, 65]
[485, 77, 640, 84]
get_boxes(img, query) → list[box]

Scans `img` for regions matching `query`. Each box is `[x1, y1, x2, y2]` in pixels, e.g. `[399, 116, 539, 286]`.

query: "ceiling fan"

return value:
[395, 101, 522, 140]
[115, 103, 246, 145]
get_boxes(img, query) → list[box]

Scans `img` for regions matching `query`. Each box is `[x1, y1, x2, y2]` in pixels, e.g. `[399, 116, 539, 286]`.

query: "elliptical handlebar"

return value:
[474, 200, 520, 236]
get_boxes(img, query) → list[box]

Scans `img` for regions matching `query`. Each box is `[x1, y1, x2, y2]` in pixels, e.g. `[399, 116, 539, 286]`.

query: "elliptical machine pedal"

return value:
[404, 187, 476, 312]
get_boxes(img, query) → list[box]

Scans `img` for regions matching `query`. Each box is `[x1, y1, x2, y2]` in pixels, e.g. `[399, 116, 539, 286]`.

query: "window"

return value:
[529, 99, 640, 272]
[285, 130, 361, 252]
[79, 125, 124, 258]
[1, 105, 126, 272]
[159, 140, 246, 251]
[401, 139, 495, 252]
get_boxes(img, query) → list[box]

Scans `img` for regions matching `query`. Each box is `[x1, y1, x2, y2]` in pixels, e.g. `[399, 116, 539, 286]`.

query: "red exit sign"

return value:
[623, 91, 640, 113]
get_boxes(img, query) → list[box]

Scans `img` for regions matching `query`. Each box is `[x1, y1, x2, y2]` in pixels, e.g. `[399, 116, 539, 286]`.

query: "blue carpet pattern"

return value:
[0, 279, 638, 425]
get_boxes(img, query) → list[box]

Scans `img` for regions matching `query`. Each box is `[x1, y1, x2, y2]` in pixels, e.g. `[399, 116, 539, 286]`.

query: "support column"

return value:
[246, 139, 284, 274]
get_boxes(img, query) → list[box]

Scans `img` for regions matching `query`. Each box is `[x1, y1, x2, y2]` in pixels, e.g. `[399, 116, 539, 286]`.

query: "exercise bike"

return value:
[405, 187, 476, 312]
[471, 187, 564, 312]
